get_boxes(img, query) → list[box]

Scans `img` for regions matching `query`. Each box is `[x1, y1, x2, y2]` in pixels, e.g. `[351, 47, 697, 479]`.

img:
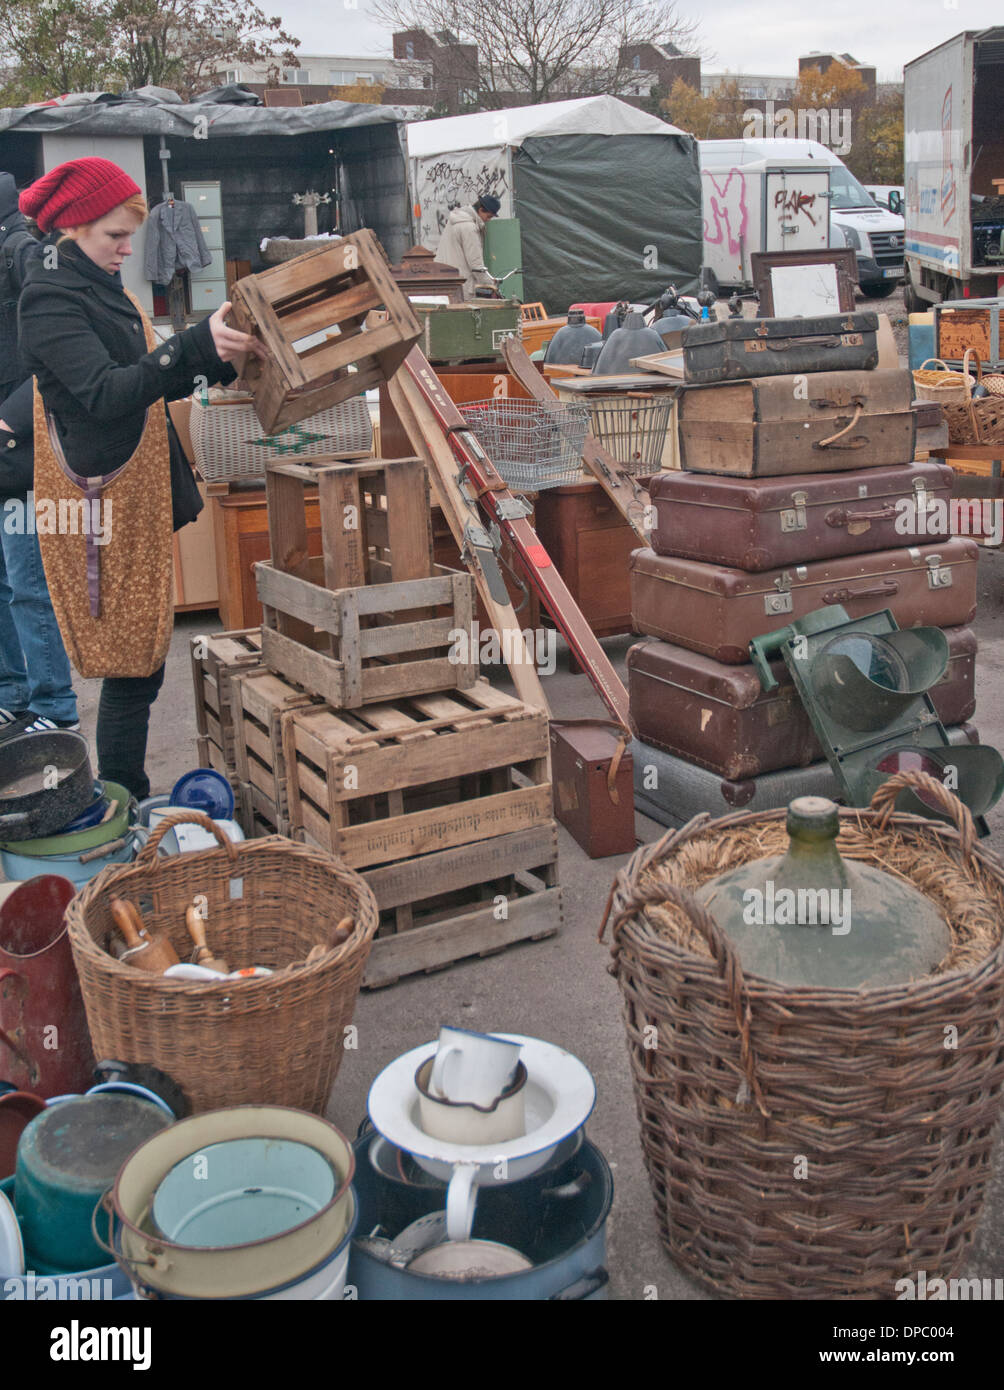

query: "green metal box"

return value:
[414, 301, 522, 364]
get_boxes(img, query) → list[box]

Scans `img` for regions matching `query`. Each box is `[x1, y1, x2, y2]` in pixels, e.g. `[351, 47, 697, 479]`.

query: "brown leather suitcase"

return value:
[649, 462, 955, 571]
[681, 313, 880, 382]
[676, 368, 915, 476]
[627, 627, 978, 779]
[549, 722, 635, 858]
[629, 539, 980, 664]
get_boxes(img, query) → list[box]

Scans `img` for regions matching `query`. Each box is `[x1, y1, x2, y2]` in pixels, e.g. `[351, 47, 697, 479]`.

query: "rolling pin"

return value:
[112, 898, 180, 973]
[185, 906, 230, 973]
[304, 918, 354, 966]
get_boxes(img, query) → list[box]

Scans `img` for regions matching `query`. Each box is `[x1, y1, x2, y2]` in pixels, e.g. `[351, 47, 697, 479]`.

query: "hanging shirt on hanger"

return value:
[144, 199, 213, 284]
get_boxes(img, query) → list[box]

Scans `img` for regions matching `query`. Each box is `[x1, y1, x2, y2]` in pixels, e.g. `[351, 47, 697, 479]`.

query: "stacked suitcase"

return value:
[627, 313, 980, 826]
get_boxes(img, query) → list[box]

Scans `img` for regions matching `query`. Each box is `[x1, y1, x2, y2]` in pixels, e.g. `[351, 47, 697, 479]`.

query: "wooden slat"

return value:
[292, 320, 406, 380]
[256, 564, 344, 636]
[358, 616, 456, 658]
[362, 825, 558, 911]
[250, 241, 361, 303]
[332, 784, 553, 868]
[356, 658, 459, 703]
[281, 281, 382, 343]
[362, 888, 561, 988]
[319, 469, 366, 591]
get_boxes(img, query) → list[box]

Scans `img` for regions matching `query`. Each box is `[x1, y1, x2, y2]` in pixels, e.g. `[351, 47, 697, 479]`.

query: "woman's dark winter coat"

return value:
[18, 236, 236, 529]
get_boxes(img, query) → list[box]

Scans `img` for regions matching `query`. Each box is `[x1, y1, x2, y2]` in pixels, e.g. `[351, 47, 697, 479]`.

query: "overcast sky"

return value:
[272, 1, 967, 84]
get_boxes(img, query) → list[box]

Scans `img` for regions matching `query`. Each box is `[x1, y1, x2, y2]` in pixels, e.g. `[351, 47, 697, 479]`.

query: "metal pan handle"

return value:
[550, 1268, 610, 1300]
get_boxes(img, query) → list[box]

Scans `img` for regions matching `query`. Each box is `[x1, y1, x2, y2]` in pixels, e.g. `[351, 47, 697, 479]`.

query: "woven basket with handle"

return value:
[66, 812, 378, 1115]
[601, 771, 1004, 1300]
[939, 349, 1004, 446]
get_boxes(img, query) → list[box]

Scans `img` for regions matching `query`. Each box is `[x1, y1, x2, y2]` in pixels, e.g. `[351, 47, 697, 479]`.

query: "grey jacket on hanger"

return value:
[143, 199, 213, 284]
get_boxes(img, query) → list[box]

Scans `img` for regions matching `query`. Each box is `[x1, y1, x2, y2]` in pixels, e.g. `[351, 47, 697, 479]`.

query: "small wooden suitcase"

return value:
[632, 724, 979, 828]
[549, 722, 635, 858]
[630, 539, 980, 664]
[627, 627, 977, 780]
[681, 312, 879, 383]
[649, 462, 954, 571]
[676, 369, 915, 476]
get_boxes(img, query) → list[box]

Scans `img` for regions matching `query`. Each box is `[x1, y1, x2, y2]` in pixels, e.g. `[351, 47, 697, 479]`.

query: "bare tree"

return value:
[372, 0, 704, 108]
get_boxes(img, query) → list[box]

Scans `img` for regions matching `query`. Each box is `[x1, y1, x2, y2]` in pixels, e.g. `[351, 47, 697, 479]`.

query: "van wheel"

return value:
[860, 282, 897, 299]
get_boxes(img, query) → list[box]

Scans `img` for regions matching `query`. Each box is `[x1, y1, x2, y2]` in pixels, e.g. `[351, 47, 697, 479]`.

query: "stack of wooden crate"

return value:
[188, 235, 561, 985]
[189, 628, 264, 793]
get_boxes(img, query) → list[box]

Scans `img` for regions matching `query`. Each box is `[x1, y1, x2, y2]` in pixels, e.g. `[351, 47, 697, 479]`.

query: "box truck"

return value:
[903, 28, 1004, 309]
[700, 138, 905, 298]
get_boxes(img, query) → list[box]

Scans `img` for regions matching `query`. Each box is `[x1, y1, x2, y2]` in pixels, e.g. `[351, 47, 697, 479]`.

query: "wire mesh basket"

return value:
[459, 398, 589, 492]
[582, 393, 674, 475]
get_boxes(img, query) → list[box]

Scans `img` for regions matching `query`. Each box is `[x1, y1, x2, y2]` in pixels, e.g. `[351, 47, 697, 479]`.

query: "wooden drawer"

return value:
[534, 480, 635, 638]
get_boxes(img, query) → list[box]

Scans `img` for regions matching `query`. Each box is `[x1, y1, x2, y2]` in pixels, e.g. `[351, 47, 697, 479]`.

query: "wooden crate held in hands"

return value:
[283, 681, 552, 869]
[229, 230, 422, 433]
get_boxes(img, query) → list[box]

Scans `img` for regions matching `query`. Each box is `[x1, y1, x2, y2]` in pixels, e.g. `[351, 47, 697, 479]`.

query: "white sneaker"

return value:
[23, 714, 81, 733]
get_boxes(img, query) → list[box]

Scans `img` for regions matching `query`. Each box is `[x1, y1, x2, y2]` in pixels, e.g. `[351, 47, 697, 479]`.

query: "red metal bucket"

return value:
[0, 876, 95, 1097]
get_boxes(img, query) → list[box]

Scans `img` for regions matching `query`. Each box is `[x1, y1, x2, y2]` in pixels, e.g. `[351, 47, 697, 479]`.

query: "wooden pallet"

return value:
[190, 628, 264, 778]
[229, 230, 421, 433]
[232, 669, 318, 823]
[282, 681, 552, 869]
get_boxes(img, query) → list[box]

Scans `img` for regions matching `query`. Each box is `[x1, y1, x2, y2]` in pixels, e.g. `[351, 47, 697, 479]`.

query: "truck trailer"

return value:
[903, 27, 1004, 309]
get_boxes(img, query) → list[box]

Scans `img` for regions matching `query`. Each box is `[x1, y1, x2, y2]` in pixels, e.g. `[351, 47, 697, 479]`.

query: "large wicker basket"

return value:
[939, 349, 1004, 447]
[66, 813, 379, 1115]
[602, 772, 1004, 1300]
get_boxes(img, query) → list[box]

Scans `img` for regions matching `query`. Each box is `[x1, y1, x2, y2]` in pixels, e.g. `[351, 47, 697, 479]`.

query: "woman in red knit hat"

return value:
[17, 157, 263, 799]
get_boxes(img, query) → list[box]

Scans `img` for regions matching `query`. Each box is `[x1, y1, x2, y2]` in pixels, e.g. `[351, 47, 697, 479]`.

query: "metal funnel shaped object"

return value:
[811, 627, 949, 732]
[695, 797, 951, 989]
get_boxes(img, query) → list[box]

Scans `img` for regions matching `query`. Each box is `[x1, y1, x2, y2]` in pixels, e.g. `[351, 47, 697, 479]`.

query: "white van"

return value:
[699, 139, 906, 298]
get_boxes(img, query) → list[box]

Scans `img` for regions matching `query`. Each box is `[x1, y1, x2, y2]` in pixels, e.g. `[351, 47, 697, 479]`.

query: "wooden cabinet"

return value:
[533, 480, 637, 646]
[211, 488, 326, 630]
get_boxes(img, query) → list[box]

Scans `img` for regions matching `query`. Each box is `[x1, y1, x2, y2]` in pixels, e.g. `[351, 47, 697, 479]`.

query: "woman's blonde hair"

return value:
[57, 192, 149, 242]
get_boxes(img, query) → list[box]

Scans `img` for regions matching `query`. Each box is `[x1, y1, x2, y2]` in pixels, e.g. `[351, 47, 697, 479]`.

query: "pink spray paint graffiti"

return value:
[703, 169, 749, 268]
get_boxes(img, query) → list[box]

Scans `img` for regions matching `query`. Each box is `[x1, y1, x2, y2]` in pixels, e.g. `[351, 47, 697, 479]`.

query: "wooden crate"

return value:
[232, 670, 318, 823]
[229, 229, 422, 433]
[237, 779, 290, 839]
[190, 628, 264, 776]
[258, 564, 476, 708]
[297, 820, 561, 988]
[283, 682, 552, 869]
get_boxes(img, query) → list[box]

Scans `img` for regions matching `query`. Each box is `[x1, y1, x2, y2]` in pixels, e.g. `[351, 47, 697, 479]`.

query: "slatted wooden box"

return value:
[189, 628, 264, 780]
[229, 230, 422, 433]
[257, 563, 477, 708]
[282, 681, 552, 869]
[231, 670, 318, 827]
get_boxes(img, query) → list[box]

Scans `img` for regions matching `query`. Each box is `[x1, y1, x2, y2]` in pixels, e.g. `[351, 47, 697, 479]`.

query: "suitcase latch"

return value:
[780, 491, 807, 532]
[765, 573, 794, 615]
[913, 477, 929, 510]
[926, 554, 952, 589]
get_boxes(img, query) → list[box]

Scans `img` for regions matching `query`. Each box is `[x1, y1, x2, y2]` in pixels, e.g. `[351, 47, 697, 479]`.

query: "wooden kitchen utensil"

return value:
[184, 907, 230, 973]
[111, 898, 180, 974]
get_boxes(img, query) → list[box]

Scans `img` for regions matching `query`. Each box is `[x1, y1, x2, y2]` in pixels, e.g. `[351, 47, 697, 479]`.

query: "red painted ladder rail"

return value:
[400, 346, 631, 728]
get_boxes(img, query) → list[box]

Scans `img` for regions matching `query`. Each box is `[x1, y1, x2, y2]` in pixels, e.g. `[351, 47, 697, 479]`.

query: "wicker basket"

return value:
[260, 237, 342, 265]
[602, 771, 1004, 1300]
[190, 393, 372, 484]
[66, 813, 379, 1115]
[912, 357, 970, 403]
[939, 350, 1004, 447]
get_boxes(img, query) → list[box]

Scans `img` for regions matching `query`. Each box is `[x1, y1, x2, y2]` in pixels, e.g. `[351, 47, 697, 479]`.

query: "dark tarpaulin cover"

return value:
[513, 132, 701, 310]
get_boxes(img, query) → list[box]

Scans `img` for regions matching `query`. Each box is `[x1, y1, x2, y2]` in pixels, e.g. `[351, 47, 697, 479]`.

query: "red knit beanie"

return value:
[19, 158, 142, 233]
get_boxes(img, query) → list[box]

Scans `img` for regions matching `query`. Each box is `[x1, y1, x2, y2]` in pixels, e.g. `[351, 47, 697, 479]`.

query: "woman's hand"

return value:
[209, 302, 266, 365]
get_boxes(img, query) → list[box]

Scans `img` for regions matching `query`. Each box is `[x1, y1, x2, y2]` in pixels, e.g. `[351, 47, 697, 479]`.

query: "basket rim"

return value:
[605, 802, 1004, 1003]
[64, 834, 379, 987]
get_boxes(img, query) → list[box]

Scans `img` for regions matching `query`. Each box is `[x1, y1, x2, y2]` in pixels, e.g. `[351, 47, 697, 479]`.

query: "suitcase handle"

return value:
[814, 404, 866, 450]
[765, 334, 841, 351]
[822, 580, 899, 603]
[825, 501, 898, 527]
[809, 393, 866, 410]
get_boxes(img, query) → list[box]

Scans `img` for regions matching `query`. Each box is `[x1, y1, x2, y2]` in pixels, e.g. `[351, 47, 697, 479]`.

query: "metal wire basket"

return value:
[459, 398, 589, 492]
[582, 393, 674, 475]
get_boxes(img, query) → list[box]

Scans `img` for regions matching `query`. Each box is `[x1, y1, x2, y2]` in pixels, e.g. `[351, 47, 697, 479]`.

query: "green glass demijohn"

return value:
[694, 796, 950, 988]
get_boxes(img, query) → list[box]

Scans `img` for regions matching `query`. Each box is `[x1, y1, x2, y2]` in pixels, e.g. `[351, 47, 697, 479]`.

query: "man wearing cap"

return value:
[436, 194, 501, 299]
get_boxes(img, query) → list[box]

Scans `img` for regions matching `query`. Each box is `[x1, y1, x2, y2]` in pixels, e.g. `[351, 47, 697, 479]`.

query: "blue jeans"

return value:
[0, 515, 78, 722]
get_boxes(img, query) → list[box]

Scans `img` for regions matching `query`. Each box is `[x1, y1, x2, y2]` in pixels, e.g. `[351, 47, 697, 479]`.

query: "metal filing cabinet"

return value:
[181, 180, 227, 315]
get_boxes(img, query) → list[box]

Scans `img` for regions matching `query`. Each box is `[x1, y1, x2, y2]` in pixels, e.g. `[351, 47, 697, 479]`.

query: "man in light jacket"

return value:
[436, 195, 500, 299]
